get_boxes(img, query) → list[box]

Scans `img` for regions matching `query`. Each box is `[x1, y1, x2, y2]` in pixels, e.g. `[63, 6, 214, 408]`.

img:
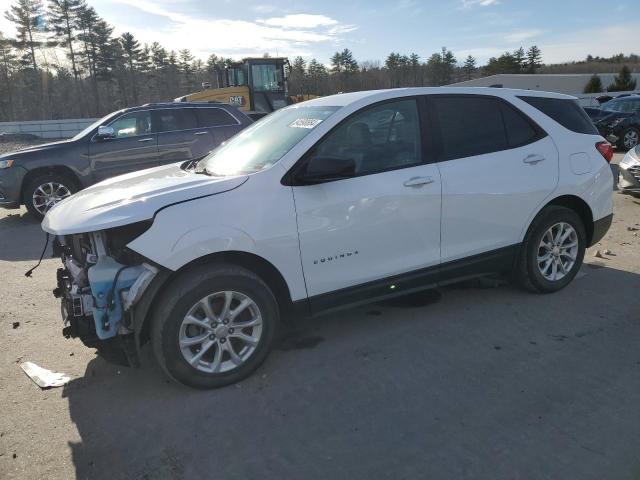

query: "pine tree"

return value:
[0, 32, 19, 118]
[525, 45, 542, 73]
[463, 55, 476, 80]
[583, 74, 603, 93]
[150, 42, 168, 70]
[290, 56, 307, 96]
[441, 47, 456, 85]
[4, 0, 45, 70]
[178, 48, 194, 89]
[330, 51, 342, 73]
[341, 48, 358, 73]
[607, 65, 637, 92]
[119, 32, 141, 102]
[47, 0, 82, 80]
[513, 47, 525, 72]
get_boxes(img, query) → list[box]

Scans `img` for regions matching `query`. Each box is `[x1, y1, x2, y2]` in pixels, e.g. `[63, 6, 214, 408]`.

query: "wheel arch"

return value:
[21, 165, 81, 204]
[135, 250, 300, 348]
[528, 194, 594, 246]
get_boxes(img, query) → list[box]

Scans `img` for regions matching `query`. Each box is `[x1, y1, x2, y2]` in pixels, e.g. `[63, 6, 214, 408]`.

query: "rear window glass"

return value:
[432, 96, 507, 160]
[197, 108, 237, 127]
[155, 109, 198, 132]
[519, 96, 597, 135]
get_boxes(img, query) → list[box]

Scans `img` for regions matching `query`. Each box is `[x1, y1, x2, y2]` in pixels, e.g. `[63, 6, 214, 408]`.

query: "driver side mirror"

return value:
[295, 155, 356, 185]
[95, 125, 115, 140]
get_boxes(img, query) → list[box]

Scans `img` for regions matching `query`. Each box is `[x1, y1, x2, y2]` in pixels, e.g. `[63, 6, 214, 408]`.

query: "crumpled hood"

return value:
[42, 162, 248, 235]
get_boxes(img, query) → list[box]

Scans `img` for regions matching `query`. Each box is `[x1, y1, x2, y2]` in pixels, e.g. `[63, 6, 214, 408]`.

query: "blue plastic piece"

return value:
[87, 256, 145, 340]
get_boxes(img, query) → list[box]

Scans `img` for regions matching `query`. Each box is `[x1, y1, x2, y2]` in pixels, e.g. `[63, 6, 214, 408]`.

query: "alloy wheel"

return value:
[537, 222, 579, 281]
[178, 291, 263, 373]
[32, 182, 72, 215]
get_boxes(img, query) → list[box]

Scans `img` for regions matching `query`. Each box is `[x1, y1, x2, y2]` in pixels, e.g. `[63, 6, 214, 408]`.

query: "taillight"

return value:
[596, 141, 613, 163]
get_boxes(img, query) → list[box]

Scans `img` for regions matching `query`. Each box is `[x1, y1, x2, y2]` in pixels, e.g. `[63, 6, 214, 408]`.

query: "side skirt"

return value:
[299, 244, 520, 317]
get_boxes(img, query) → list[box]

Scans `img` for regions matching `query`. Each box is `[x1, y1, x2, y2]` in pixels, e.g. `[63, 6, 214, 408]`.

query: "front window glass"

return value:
[197, 106, 339, 176]
[251, 64, 283, 92]
[108, 111, 152, 138]
[306, 99, 422, 176]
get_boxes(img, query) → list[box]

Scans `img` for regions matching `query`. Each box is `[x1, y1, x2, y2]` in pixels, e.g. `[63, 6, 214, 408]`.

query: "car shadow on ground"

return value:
[0, 210, 48, 262]
[61, 265, 640, 480]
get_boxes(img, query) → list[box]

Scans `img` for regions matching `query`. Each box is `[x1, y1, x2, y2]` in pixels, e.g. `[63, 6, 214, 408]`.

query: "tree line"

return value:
[0, 0, 636, 123]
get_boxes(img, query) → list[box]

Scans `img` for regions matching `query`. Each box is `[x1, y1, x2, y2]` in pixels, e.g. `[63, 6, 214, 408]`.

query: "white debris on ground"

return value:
[20, 361, 71, 388]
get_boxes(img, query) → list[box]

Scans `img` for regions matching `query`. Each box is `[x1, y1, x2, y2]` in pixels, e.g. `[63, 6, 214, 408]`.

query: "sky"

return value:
[1, 0, 638, 66]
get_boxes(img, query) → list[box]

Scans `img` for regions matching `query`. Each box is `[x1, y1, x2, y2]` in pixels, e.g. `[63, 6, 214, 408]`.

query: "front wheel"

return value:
[152, 264, 279, 389]
[618, 127, 640, 151]
[24, 173, 76, 219]
[514, 206, 586, 293]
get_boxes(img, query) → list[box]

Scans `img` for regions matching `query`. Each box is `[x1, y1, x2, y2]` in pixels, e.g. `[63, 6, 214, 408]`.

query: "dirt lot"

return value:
[0, 152, 639, 480]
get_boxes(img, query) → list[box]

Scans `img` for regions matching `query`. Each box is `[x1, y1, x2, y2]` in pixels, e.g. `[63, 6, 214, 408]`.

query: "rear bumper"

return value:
[0, 165, 27, 208]
[589, 213, 613, 247]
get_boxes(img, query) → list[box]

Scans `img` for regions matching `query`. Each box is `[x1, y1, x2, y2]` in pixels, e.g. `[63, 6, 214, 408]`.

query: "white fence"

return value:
[0, 118, 98, 139]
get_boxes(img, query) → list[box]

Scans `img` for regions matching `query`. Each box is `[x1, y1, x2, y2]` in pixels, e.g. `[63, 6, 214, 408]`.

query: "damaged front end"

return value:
[52, 221, 160, 366]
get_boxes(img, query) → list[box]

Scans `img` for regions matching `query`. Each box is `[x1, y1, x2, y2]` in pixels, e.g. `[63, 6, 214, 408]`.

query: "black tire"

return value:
[151, 264, 279, 389]
[618, 127, 640, 151]
[514, 206, 586, 293]
[23, 173, 77, 219]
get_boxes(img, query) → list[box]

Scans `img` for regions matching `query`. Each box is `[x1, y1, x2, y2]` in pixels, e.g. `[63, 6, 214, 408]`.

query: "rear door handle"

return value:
[138, 137, 153, 143]
[194, 131, 208, 136]
[403, 176, 434, 187]
[523, 154, 545, 164]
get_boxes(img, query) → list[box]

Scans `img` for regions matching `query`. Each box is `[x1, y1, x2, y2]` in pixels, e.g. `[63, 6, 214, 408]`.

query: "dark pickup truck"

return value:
[0, 102, 252, 218]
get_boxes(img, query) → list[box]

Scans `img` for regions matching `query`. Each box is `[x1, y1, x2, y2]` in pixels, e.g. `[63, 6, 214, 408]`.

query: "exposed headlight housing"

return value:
[0, 159, 14, 169]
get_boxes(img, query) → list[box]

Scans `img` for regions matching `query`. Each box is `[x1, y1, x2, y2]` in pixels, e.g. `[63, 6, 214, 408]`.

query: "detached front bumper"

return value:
[0, 165, 27, 208]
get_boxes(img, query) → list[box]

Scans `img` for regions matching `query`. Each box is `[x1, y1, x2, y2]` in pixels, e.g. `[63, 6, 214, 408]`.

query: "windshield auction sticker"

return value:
[289, 118, 323, 129]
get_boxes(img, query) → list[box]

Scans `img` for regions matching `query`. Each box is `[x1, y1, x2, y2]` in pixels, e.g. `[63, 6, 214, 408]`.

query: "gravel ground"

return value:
[0, 153, 639, 480]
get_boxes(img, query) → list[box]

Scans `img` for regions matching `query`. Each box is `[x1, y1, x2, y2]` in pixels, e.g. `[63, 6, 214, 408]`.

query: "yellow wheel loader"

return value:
[175, 58, 290, 118]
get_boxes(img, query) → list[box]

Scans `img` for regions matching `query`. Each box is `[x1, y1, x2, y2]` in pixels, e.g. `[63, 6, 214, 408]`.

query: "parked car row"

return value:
[0, 102, 252, 218]
[41, 87, 614, 388]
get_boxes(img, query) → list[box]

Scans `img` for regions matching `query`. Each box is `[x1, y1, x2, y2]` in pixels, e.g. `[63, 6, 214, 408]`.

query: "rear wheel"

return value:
[24, 173, 76, 219]
[151, 264, 278, 389]
[515, 206, 586, 293]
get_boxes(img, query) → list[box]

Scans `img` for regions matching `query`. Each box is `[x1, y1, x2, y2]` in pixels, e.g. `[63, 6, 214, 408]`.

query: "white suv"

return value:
[43, 88, 614, 388]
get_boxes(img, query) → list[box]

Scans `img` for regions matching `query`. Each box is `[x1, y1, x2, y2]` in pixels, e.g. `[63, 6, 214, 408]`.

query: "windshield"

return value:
[72, 111, 121, 140]
[602, 99, 640, 113]
[197, 106, 339, 176]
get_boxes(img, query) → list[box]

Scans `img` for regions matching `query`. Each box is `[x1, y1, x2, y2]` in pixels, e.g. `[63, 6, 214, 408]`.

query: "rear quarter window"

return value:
[518, 96, 598, 135]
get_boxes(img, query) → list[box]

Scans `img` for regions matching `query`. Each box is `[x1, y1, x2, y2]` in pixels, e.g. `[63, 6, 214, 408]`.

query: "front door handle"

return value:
[194, 131, 208, 136]
[403, 176, 434, 187]
[523, 154, 545, 165]
[138, 137, 153, 143]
